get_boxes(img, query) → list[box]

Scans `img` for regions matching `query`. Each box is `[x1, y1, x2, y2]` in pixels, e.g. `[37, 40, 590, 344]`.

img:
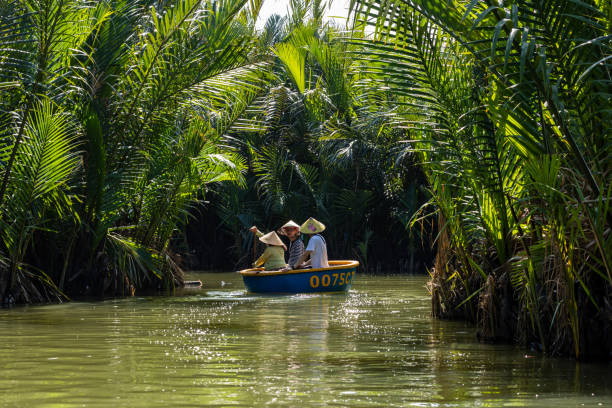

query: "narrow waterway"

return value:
[1, 273, 610, 407]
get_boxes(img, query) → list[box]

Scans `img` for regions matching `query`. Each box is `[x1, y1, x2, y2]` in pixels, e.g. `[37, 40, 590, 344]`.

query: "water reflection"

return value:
[0, 274, 610, 407]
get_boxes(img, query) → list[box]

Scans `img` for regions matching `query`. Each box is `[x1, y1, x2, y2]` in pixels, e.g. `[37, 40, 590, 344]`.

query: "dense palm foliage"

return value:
[0, 0, 267, 302]
[349, 0, 611, 358]
[183, 1, 432, 272]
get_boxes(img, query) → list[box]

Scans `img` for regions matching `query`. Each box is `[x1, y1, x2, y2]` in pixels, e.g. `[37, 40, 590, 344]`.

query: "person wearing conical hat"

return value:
[252, 231, 288, 270]
[278, 220, 304, 270]
[250, 221, 304, 269]
[294, 217, 329, 269]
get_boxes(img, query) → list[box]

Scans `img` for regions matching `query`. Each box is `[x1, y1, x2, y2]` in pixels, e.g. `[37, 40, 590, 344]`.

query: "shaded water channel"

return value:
[1, 273, 610, 407]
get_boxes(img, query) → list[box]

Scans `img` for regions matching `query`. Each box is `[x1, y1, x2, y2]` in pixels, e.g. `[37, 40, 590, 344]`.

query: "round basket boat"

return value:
[239, 260, 359, 294]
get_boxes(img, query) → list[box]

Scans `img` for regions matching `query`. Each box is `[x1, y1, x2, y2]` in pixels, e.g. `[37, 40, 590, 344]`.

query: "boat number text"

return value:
[309, 271, 355, 288]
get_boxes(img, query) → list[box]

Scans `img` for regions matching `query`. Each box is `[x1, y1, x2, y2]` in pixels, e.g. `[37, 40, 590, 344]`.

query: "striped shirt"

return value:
[287, 238, 305, 269]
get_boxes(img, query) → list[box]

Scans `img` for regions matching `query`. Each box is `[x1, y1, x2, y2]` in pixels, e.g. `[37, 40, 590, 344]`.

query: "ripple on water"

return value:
[0, 273, 610, 408]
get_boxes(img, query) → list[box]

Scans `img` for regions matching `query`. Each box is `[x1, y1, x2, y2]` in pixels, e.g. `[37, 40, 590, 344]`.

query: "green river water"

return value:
[1, 273, 610, 407]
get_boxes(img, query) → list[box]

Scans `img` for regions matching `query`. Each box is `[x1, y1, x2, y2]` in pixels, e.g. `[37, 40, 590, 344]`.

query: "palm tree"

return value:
[349, 0, 611, 358]
[0, 0, 271, 302]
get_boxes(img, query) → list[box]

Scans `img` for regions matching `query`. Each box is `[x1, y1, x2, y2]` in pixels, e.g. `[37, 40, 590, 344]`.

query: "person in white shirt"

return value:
[294, 217, 329, 269]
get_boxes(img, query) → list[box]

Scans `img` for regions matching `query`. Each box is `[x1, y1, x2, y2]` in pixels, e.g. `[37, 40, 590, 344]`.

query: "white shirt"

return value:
[305, 234, 329, 269]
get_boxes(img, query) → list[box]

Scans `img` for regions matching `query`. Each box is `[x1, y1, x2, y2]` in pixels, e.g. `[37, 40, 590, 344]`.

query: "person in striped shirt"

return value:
[279, 220, 305, 270]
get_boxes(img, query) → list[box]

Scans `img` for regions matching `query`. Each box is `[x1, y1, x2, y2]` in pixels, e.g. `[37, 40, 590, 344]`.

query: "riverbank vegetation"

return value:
[349, 0, 611, 359]
[0, 0, 269, 302]
[1, 0, 610, 360]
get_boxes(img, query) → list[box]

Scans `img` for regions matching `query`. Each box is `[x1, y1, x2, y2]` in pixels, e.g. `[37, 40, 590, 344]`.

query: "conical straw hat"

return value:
[281, 220, 300, 229]
[259, 231, 284, 246]
[300, 217, 326, 234]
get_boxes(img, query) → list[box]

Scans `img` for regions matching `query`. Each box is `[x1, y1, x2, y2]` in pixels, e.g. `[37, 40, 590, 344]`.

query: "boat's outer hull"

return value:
[240, 260, 358, 294]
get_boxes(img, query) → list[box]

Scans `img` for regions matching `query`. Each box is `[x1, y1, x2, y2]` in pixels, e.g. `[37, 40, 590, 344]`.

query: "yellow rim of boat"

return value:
[239, 260, 359, 276]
